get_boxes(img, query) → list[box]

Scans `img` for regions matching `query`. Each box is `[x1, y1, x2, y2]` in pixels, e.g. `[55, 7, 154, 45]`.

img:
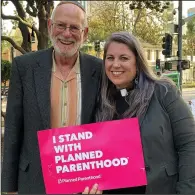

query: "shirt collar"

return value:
[52, 50, 80, 74]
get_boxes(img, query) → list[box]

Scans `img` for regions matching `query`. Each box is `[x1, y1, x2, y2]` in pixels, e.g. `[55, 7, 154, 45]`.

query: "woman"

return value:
[94, 32, 195, 194]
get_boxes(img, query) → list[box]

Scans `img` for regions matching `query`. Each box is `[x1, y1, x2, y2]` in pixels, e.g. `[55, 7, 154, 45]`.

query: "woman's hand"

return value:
[82, 184, 102, 194]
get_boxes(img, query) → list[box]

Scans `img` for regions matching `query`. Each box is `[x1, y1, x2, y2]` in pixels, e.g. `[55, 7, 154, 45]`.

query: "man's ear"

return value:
[83, 27, 89, 42]
[48, 19, 52, 35]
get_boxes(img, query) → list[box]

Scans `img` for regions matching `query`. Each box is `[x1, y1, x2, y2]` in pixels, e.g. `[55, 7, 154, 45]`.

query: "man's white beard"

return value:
[51, 36, 81, 58]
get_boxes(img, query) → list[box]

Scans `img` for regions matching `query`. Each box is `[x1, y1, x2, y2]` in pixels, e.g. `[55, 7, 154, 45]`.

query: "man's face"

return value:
[48, 4, 88, 57]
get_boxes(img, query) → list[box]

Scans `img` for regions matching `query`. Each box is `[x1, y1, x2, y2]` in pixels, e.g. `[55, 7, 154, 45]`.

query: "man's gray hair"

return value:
[50, 1, 88, 28]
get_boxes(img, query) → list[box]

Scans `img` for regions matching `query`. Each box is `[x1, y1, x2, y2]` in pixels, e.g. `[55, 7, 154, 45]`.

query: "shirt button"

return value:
[64, 102, 67, 106]
[64, 84, 67, 88]
[63, 122, 66, 126]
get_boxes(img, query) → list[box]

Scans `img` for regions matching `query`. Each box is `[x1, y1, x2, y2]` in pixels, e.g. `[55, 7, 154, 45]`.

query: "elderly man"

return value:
[1, 1, 102, 194]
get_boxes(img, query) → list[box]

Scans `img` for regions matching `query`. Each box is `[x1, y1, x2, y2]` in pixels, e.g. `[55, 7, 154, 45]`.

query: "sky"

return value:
[1, 1, 195, 33]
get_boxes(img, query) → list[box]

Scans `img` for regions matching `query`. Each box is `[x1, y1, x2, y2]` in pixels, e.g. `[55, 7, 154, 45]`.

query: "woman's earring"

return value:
[135, 77, 138, 85]
[134, 71, 139, 89]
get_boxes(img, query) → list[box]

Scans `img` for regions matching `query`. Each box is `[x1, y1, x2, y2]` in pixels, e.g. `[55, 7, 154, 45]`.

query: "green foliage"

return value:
[11, 9, 36, 30]
[1, 60, 12, 83]
[131, 1, 174, 45]
[1, 25, 11, 52]
[2, 0, 54, 51]
[125, 1, 170, 12]
[133, 9, 163, 44]
[88, 1, 131, 42]
[80, 44, 93, 53]
[88, 1, 171, 45]
[183, 17, 195, 56]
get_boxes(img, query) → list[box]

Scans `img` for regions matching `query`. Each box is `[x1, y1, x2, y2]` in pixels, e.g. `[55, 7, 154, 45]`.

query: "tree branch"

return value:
[26, 2, 37, 17]
[1, 36, 27, 54]
[45, 1, 54, 19]
[132, 9, 143, 34]
[1, 13, 40, 36]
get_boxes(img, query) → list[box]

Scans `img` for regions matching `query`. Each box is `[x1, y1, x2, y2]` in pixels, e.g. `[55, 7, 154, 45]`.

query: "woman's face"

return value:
[105, 41, 137, 89]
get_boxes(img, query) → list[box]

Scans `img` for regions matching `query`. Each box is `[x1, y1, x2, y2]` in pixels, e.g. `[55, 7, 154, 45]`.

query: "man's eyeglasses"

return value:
[52, 22, 84, 34]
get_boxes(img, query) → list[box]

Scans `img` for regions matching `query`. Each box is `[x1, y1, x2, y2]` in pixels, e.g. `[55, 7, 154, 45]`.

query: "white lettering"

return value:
[58, 135, 64, 143]
[70, 133, 78, 141]
[112, 158, 120, 166]
[76, 163, 82, 171]
[55, 156, 61, 164]
[121, 158, 128, 165]
[104, 160, 112, 167]
[54, 145, 64, 153]
[67, 154, 75, 162]
[55, 157, 129, 174]
[69, 164, 76, 172]
[82, 162, 90, 170]
[62, 165, 69, 173]
[54, 143, 81, 154]
[56, 131, 93, 144]
[52, 136, 56, 144]
[56, 166, 62, 173]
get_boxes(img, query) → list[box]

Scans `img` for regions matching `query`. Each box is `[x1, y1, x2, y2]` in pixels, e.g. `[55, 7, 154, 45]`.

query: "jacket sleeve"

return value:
[1, 58, 24, 192]
[162, 85, 195, 193]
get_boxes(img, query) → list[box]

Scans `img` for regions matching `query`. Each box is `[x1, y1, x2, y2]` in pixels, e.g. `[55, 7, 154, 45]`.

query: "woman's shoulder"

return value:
[154, 79, 181, 105]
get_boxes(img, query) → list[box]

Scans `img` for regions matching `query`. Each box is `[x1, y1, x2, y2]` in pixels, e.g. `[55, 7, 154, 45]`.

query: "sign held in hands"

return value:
[37, 118, 147, 194]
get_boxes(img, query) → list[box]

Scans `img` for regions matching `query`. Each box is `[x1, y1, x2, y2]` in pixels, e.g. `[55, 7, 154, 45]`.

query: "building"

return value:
[188, 7, 195, 17]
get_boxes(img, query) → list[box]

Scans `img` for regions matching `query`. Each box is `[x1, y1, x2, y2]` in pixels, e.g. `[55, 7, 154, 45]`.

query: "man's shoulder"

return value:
[14, 48, 52, 62]
[80, 52, 103, 65]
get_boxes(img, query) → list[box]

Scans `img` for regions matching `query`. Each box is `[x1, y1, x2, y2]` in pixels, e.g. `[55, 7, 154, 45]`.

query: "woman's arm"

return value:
[162, 85, 195, 193]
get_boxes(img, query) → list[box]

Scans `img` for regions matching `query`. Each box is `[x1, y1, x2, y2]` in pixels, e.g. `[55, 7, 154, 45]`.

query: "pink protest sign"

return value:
[37, 118, 147, 194]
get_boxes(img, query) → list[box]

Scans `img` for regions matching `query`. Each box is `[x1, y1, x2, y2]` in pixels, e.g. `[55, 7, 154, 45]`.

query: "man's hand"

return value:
[82, 184, 102, 194]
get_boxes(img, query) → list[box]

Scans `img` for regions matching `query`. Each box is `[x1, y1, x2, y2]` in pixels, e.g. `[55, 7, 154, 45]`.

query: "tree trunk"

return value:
[36, 1, 54, 50]
[19, 22, 31, 52]
[37, 6, 48, 50]
[11, 0, 31, 52]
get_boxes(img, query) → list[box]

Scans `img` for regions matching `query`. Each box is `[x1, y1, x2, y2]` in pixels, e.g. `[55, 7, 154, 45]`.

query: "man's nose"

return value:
[62, 27, 72, 36]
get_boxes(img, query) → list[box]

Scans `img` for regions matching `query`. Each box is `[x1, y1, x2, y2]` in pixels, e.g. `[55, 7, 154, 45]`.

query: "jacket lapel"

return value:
[34, 47, 53, 130]
[80, 53, 98, 124]
[139, 84, 156, 128]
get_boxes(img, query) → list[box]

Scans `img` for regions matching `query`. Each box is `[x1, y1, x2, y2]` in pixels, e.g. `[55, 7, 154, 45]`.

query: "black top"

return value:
[104, 90, 146, 194]
[113, 90, 130, 118]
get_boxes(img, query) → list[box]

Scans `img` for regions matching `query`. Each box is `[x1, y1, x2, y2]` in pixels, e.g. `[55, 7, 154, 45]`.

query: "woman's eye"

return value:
[121, 57, 128, 61]
[106, 57, 113, 60]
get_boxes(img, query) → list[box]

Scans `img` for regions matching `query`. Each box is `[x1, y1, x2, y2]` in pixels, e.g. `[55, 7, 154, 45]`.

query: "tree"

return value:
[1, 60, 12, 87]
[1, 0, 54, 54]
[88, 1, 129, 42]
[125, 1, 170, 12]
[88, 1, 171, 45]
[131, 9, 164, 44]
[1, 60, 12, 119]
[125, 1, 170, 34]
[1, 23, 11, 53]
[183, 17, 195, 61]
